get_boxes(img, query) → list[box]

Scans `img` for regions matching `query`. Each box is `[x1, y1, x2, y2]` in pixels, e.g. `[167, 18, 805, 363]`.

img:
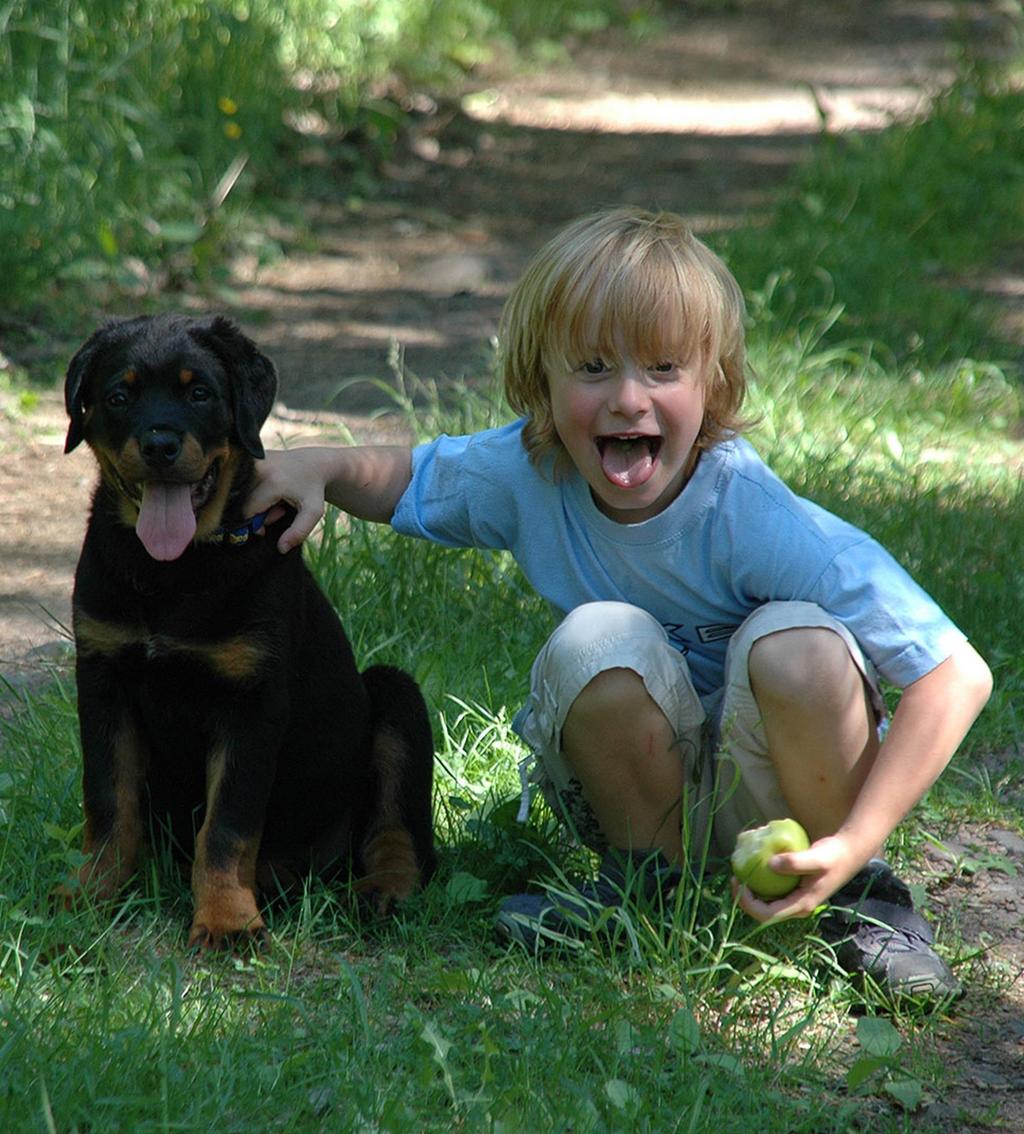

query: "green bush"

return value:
[0, 0, 633, 311]
[273, 0, 497, 88]
[724, 67, 1024, 369]
[0, 1, 284, 302]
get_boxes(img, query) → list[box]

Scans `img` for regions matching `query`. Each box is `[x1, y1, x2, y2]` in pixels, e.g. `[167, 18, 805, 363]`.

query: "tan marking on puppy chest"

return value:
[76, 614, 268, 682]
[137, 633, 268, 682]
[76, 614, 146, 657]
[204, 636, 268, 683]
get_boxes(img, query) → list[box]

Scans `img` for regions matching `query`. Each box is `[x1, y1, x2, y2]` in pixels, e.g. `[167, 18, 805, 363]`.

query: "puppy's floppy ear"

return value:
[189, 316, 277, 458]
[64, 318, 135, 453]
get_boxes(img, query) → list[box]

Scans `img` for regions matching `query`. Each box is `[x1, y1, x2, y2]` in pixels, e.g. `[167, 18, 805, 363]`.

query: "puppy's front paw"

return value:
[187, 916, 269, 952]
[188, 886, 267, 952]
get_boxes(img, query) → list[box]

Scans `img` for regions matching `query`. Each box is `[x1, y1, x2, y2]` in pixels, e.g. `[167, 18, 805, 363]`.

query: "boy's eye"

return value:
[648, 361, 675, 374]
[580, 358, 608, 375]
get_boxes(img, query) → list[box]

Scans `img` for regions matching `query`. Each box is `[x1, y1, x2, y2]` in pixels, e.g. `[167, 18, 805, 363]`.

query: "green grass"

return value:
[2, 355, 1020, 1131]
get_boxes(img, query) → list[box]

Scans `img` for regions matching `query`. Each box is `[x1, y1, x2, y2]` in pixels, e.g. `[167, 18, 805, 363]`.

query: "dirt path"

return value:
[2, 3, 1023, 1127]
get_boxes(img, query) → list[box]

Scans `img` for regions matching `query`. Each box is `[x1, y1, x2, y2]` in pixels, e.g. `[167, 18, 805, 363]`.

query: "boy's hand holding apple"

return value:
[731, 818, 811, 899]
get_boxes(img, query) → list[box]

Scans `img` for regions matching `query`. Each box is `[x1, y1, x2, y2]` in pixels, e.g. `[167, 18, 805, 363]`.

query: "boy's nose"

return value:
[608, 367, 649, 415]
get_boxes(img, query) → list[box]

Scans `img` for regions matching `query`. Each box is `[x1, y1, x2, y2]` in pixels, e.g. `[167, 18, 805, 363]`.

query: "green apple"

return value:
[731, 818, 810, 900]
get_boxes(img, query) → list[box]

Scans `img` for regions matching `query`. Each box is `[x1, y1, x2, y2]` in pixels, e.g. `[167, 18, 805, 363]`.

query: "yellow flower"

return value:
[218, 97, 238, 116]
[224, 122, 243, 139]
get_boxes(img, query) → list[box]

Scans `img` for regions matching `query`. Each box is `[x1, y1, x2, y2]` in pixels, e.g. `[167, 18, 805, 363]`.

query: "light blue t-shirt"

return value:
[391, 420, 965, 697]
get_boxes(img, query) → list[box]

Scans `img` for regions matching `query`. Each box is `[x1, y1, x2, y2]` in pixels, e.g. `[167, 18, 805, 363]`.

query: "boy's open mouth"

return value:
[596, 435, 661, 488]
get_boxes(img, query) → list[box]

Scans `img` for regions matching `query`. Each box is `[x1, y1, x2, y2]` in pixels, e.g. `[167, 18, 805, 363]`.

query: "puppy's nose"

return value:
[141, 429, 182, 468]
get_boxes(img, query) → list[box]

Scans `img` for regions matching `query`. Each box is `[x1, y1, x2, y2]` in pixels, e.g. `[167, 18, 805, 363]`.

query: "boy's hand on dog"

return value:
[247, 448, 328, 553]
[247, 444, 415, 552]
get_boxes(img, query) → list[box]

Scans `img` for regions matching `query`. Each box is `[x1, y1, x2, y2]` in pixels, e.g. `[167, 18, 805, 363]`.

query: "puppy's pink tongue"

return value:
[600, 438, 655, 488]
[136, 483, 197, 561]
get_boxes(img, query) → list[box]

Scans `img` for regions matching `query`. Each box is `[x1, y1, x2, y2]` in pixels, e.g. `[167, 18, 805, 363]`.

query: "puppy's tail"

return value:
[356, 665, 437, 908]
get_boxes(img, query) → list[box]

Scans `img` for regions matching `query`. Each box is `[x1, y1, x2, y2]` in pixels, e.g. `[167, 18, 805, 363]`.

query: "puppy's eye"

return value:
[106, 390, 128, 409]
[188, 385, 212, 404]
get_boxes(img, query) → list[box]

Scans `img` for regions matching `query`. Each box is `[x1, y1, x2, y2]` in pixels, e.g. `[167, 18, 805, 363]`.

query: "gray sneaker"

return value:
[495, 848, 681, 952]
[820, 860, 962, 1003]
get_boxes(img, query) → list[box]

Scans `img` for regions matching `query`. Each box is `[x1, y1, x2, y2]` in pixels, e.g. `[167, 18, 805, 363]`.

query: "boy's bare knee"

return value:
[748, 626, 858, 705]
[571, 667, 649, 718]
[565, 667, 674, 753]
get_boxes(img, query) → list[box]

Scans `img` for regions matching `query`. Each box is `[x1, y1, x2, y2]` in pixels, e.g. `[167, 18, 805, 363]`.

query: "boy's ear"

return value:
[188, 316, 278, 458]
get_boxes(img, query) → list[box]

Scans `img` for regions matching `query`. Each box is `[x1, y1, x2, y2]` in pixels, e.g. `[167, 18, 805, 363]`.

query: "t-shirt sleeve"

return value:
[390, 427, 522, 550]
[720, 448, 968, 689]
[807, 536, 967, 687]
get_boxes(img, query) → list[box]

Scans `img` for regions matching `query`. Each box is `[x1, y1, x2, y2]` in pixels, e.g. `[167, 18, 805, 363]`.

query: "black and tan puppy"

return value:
[58, 313, 436, 949]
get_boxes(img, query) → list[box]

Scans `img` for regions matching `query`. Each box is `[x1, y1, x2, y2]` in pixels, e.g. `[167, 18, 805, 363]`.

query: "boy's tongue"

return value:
[599, 437, 656, 488]
[136, 482, 197, 561]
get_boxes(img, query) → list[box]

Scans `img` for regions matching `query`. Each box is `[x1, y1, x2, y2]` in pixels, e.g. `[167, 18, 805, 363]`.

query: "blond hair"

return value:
[499, 207, 751, 473]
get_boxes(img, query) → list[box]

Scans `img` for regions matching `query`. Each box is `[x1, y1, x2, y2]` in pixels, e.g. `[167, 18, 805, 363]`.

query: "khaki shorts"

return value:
[513, 600, 885, 861]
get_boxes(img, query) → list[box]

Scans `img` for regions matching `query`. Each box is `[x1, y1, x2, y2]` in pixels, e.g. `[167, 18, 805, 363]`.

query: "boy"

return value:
[247, 208, 991, 1000]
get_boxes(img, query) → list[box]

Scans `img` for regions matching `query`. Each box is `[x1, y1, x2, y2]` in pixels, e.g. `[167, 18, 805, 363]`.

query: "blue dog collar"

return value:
[218, 511, 268, 546]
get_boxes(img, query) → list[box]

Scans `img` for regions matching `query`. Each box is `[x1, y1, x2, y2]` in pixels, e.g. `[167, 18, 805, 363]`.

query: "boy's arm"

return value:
[741, 638, 993, 922]
[246, 445, 413, 553]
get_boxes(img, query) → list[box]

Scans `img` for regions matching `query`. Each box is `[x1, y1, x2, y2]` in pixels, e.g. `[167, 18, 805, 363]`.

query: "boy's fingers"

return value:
[767, 851, 804, 875]
[735, 865, 829, 923]
[276, 501, 324, 553]
[736, 884, 785, 923]
[740, 884, 816, 924]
